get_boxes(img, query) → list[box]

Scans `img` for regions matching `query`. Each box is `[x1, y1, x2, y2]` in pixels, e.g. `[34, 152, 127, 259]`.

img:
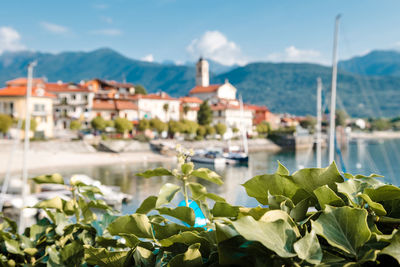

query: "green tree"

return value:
[183, 104, 190, 117]
[300, 115, 317, 131]
[138, 119, 150, 131]
[336, 109, 349, 127]
[91, 116, 106, 131]
[214, 123, 227, 136]
[134, 84, 147, 95]
[180, 119, 199, 135]
[168, 120, 183, 137]
[232, 127, 239, 133]
[69, 120, 82, 131]
[0, 114, 13, 134]
[205, 125, 215, 136]
[150, 118, 168, 134]
[371, 118, 391, 131]
[163, 103, 169, 121]
[105, 120, 115, 128]
[256, 121, 270, 135]
[197, 101, 213, 126]
[196, 125, 206, 138]
[114, 117, 133, 134]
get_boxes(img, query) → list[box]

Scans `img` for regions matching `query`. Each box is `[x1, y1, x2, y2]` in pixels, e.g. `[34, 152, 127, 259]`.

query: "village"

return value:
[0, 58, 302, 141]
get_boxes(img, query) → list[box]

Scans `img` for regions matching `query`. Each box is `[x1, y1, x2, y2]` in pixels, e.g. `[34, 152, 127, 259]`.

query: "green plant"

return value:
[205, 125, 215, 136]
[137, 119, 150, 131]
[114, 117, 133, 134]
[197, 100, 212, 126]
[150, 118, 168, 134]
[0, 113, 13, 134]
[196, 125, 206, 138]
[91, 116, 106, 131]
[214, 123, 227, 136]
[69, 120, 82, 131]
[135, 84, 147, 95]
[105, 120, 115, 128]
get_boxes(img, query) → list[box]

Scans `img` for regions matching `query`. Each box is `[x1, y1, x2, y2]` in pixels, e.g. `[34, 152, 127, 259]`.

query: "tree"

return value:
[256, 122, 270, 135]
[232, 127, 239, 133]
[183, 105, 190, 116]
[180, 119, 198, 135]
[134, 84, 147, 95]
[336, 109, 349, 127]
[150, 118, 168, 134]
[214, 123, 227, 136]
[105, 120, 115, 128]
[196, 125, 206, 138]
[205, 125, 215, 136]
[299, 115, 316, 131]
[371, 118, 391, 131]
[168, 120, 183, 137]
[0, 114, 13, 134]
[114, 117, 133, 134]
[163, 103, 169, 121]
[69, 120, 82, 131]
[138, 119, 150, 131]
[197, 101, 212, 126]
[91, 116, 106, 131]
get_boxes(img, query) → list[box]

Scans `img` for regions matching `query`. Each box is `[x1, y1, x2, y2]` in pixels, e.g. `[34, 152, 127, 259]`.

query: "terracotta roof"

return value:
[92, 99, 115, 110]
[115, 100, 138, 110]
[6, 78, 45, 87]
[0, 86, 56, 98]
[46, 83, 91, 93]
[189, 84, 221, 94]
[244, 104, 269, 112]
[180, 96, 203, 104]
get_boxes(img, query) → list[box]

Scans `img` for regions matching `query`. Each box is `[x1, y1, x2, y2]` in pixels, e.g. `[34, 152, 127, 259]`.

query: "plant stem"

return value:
[183, 178, 189, 207]
[71, 186, 80, 223]
[374, 215, 400, 224]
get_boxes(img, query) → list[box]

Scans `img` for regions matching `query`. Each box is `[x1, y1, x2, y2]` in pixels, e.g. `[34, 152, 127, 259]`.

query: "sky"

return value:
[1, 0, 400, 66]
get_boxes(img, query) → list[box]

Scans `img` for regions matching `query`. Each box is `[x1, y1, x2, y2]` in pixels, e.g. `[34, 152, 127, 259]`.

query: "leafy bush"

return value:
[196, 125, 206, 138]
[256, 121, 270, 135]
[214, 123, 227, 136]
[205, 125, 215, 136]
[197, 100, 212, 126]
[180, 119, 198, 135]
[137, 119, 150, 131]
[69, 120, 82, 130]
[91, 116, 106, 131]
[0, 113, 13, 134]
[114, 117, 133, 134]
[150, 118, 167, 134]
[1, 151, 400, 266]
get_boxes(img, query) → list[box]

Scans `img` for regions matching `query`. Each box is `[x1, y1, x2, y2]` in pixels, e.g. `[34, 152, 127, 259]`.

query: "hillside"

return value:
[338, 50, 400, 77]
[0, 48, 399, 117]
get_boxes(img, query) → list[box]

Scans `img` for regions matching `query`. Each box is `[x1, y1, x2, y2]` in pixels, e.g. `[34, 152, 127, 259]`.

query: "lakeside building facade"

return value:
[132, 92, 180, 122]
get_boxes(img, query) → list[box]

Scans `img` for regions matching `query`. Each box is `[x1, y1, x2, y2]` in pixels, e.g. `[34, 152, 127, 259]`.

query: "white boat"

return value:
[190, 149, 226, 166]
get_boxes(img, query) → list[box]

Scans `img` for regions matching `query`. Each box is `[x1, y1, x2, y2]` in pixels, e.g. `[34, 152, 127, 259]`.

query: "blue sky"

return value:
[1, 0, 400, 66]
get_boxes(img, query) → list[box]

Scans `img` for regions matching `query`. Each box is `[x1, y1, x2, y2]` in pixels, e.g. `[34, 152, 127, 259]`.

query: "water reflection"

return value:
[29, 139, 400, 212]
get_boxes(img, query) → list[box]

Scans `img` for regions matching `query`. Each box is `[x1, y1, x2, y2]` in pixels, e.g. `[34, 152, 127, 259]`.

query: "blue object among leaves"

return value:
[178, 200, 207, 227]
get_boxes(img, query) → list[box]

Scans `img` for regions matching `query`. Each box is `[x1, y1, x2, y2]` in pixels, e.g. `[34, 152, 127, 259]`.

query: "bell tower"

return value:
[195, 57, 209, 87]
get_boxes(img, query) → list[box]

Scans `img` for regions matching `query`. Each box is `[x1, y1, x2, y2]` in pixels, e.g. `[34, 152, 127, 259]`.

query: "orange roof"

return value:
[244, 104, 269, 112]
[0, 86, 56, 98]
[6, 78, 45, 87]
[180, 96, 203, 104]
[46, 83, 91, 93]
[92, 99, 115, 110]
[115, 100, 138, 110]
[189, 84, 221, 94]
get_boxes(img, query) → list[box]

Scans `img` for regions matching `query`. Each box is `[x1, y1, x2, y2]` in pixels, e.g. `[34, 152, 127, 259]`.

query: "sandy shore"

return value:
[0, 140, 173, 176]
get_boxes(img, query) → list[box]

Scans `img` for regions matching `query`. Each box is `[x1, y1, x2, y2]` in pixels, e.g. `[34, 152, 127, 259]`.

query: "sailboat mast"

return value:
[316, 77, 322, 168]
[328, 15, 341, 164]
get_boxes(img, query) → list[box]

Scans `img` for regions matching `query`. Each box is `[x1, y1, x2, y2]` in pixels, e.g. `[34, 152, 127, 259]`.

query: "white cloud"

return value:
[41, 22, 69, 34]
[101, 16, 113, 24]
[141, 54, 154, 62]
[267, 46, 326, 64]
[186, 30, 246, 66]
[90, 28, 122, 36]
[0, 26, 26, 54]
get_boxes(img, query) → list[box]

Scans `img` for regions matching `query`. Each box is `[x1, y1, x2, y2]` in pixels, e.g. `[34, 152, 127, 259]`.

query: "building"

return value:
[0, 78, 55, 138]
[86, 79, 135, 97]
[90, 99, 138, 121]
[179, 96, 202, 121]
[132, 92, 180, 122]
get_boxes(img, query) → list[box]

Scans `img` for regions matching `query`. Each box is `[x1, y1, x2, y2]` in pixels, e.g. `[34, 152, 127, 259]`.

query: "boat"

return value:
[190, 148, 226, 166]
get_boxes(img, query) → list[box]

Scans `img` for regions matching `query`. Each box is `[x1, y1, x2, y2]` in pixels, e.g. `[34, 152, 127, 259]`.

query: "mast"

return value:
[328, 15, 341, 164]
[19, 61, 36, 231]
[239, 95, 248, 154]
[316, 77, 322, 168]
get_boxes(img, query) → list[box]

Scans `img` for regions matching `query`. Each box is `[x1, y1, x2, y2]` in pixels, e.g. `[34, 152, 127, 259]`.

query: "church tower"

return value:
[195, 57, 209, 87]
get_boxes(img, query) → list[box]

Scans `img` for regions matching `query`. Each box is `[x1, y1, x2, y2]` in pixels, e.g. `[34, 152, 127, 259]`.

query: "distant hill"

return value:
[0, 48, 399, 117]
[338, 50, 400, 77]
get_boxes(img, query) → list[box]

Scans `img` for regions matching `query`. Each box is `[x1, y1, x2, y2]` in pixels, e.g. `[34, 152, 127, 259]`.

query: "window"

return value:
[71, 94, 76, 100]
[218, 111, 222, 117]
[84, 95, 88, 101]
[34, 104, 45, 112]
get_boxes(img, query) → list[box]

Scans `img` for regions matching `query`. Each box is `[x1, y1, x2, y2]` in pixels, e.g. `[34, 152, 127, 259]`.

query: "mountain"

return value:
[0, 48, 399, 117]
[338, 50, 400, 77]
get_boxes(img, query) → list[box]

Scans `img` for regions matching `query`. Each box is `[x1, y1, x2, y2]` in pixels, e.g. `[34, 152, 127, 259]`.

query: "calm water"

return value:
[29, 139, 400, 212]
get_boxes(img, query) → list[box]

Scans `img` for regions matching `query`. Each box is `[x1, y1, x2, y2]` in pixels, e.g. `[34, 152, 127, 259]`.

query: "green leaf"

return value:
[32, 173, 64, 184]
[168, 243, 203, 267]
[215, 222, 238, 243]
[364, 185, 400, 202]
[152, 222, 190, 240]
[181, 162, 194, 175]
[159, 231, 209, 247]
[84, 245, 129, 267]
[133, 246, 155, 266]
[60, 241, 83, 263]
[34, 197, 64, 211]
[232, 215, 297, 258]
[242, 173, 308, 205]
[119, 234, 140, 248]
[136, 196, 157, 214]
[358, 193, 387, 216]
[293, 230, 322, 264]
[238, 206, 269, 220]
[314, 185, 345, 209]
[290, 197, 312, 222]
[4, 239, 23, 255]
[381, 231, 400, 264]
[157, 206, 195, 226]
[212, 202, 239, 218]
[107, 214, 153, 239]
[292, 162, 344, 194]
[136, 167, 173, 178]
[191, 168, 223, 185]
[337, 179, 368, 205]
[276, 161, 289, 176]
[156, 183, 181, 208]
[311, 206, 371, 256]
[188, 182, 225, 202]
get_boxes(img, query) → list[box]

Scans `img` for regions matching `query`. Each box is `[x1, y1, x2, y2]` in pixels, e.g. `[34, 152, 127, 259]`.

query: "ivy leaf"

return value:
[191, 168, 223, 185]
[381, 231, 400, 264]
[293, 230, 322, 265]
[157, 206, 195, 226]
[292, 162, 344, 194]
[136, 196, 157, 214]
[4, 239, 23, 255]
[337, 179, 369, 205]
[34, 197, 64, 211]
[358, 193, 387, 216]
[156, 183, 181, 208]
[215, 222, 238, 243]
[364, 185, 400, 202]
[212, 202, 239, 218]
[276, 161, 289, 176]
[60, 241, 84, 263]
[188, 182, 225, 202]
[107, 214, 153, 239]
[159, 231, 209, 247]
[311, 206, 371, 256]
[32, 173, 64, 184]
[168, 243, 203, 267]
[136, 167, 173, 178]
[231, 215, 297, 258]
[181, 162, 194, 175]
[313, 185, 345, 209]
[84, 245, 130, 267]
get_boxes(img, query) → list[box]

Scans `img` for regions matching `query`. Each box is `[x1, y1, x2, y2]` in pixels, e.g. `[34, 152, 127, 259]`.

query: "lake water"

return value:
[29, 139, 400, 212]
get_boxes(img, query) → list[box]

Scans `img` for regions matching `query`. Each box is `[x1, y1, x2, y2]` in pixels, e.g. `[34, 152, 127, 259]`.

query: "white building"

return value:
[90, 99, 138, 121]
[180, 96, 202, 121]
[132, 92, 180, 122]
